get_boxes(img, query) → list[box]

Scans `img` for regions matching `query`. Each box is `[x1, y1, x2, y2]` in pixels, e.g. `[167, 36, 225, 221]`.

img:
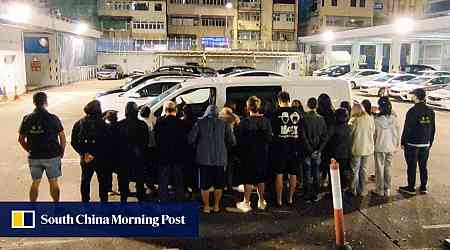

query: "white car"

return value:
[97, 77, 189, 119]
[427, 85, 450, 110]
[338, 69, 384, 89]
[390, 76, 450, 101]
[417, 70, 450, 77]
[359, 73, 416, 97]
[222, 70, 285, 77]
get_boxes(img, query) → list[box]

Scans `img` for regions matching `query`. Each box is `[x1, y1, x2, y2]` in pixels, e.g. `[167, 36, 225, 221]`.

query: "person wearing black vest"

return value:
[71, 100, 111, 202]
[19, 92, 66, 202]
[399, 88, 436, 195]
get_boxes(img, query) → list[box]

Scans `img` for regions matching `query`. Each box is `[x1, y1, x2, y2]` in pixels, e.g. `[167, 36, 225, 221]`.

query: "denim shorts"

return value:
[28, 157, 62, 181]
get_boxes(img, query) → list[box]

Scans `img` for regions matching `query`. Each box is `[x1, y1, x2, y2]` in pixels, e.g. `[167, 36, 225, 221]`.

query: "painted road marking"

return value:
[422, 224, 450, 229]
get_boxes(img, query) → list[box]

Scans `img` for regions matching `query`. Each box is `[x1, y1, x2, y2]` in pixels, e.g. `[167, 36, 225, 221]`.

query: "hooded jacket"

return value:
[350, 114, 375, 156]
[71, 101, 110, 163]
[374, 113, 401, 153]
[188, 105, 236, 167]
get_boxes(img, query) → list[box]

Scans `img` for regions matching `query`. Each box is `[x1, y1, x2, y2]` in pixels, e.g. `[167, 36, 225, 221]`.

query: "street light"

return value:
[225, 2, 233, 48]
[75, 22, 89, 35]
[321, 30, 335, 42]
[394, 17, 414, 35]
[2, 3, 32, 23]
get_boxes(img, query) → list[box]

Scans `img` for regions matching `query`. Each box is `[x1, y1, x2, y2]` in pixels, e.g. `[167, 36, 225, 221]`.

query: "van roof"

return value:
[180, 76, 348, 88]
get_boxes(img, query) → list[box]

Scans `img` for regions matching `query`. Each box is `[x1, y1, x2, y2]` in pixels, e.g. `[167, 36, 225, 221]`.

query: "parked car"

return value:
[338, 69, 384, 89]
[390, 76, 450, 101]
[96, 71, 199, 97]
[427, 84, 450, 110]
[97, 77, 190, 119]
[401, 64, 436, 75]
[217, 66, 255, 75]
[155, 65, 217, 77]
[359, 73, 416, 96]
[417, 70, 450, 77]
[222, 70, 285, 77]
[97, 64, 124, 80]
[313, 64, 351, 77]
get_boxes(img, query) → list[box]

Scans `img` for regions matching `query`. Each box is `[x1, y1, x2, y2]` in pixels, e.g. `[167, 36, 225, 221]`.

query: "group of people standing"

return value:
[18, 88, 435, 213]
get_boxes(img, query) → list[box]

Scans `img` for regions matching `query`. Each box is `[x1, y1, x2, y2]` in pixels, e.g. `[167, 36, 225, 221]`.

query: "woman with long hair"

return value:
[373, 97, 400, 197]
[349, 103, 375, 196]
[317, 93, 335, 188]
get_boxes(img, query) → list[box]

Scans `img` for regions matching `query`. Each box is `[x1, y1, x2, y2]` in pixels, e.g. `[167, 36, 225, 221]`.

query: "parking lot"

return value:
[0, 79, 449, 249]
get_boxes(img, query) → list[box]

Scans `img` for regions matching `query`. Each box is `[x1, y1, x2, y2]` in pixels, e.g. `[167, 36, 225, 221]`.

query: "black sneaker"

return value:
[399, 186, 416, 195]
[419, 186, 428, 194]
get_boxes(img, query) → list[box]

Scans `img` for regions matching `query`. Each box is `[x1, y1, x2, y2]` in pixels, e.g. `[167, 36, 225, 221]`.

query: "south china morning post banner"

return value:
[0, 202, 199, 237]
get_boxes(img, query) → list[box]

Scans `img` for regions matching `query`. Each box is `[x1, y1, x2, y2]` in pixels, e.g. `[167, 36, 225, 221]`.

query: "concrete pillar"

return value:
[410, 42, 420, 65]
[324, 43, 332, 67]
[375, 44, 383, 71]
[351, 42, 361, 71]
[440, 41, 449, 71]
[389, 38, 401, 73]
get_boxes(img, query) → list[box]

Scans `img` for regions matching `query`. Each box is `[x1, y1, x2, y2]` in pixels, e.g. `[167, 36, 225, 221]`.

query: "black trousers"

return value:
[404, 145, 430, 189]
[119, 164, 145, 203]
[158, 163, 184, 202]
[80, 161, 109, 202]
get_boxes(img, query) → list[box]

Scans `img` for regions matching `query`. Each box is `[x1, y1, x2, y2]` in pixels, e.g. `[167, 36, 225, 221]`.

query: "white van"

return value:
[145, 77, 352, 119]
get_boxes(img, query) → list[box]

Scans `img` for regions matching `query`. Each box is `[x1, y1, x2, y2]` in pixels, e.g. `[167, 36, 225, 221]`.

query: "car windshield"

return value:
[406, 77, 432, 85]
[147, 83, 182, 107]
[120, 76, 147, 91]
[374, 74, 393, 82]
[346, 71, 360, 77]
[101, 65, 117, 70]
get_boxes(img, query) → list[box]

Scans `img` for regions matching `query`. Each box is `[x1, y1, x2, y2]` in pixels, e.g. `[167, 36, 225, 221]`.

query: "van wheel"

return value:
[378, 88, 387, 97]
[351, 81, 357, 89]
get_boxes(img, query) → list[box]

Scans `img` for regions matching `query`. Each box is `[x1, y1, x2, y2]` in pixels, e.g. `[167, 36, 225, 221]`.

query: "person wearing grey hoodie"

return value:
[188, 105, 236, 213]
[373, 97, 401, 197]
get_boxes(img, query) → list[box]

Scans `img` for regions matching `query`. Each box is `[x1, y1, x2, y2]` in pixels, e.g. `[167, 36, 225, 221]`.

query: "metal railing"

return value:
[60, 65, 97, 84]
[97, 38, 299, 52]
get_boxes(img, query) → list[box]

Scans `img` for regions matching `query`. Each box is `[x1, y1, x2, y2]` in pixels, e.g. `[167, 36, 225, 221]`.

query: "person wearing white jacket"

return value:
[373, 97, 401, 197]
[349, 103, 375, 196]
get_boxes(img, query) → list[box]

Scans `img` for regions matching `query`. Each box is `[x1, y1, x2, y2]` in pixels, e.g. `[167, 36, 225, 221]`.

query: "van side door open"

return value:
[173, 87, 217, 117]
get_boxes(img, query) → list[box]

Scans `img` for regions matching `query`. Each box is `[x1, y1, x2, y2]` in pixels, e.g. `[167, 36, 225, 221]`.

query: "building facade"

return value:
[374, 0, 424, 25]
[95, 0, 297, 50]
[302, 0, 374, 35]
[97, 0, 167, 40]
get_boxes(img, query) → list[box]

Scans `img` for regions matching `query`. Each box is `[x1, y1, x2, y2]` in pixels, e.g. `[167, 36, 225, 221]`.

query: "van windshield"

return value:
[147, 83, 182, 107]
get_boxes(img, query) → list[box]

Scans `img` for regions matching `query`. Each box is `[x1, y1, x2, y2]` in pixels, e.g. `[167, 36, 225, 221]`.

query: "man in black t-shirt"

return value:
[271, 91, 304, 207]
[18, 92, 66, 202]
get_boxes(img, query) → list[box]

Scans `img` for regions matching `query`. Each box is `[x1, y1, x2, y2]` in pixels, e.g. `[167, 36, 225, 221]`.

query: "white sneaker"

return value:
[257, 200, 267, 210]
[236, 201, 252, 213]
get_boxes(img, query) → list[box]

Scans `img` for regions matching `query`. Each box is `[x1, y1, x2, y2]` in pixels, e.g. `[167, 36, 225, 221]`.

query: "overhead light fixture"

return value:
[2, 3, 32, 23]
[321, 30, 335, 42]
[394, 17, 414, 34]
[75, 22, 89, 35]
[225, 2, 233, 9]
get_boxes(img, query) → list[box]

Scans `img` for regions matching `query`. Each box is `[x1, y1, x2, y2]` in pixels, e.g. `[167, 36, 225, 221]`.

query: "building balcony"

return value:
[237, 20, 260, 30]
[167, 3, 235, 16]
[272, 21, 295, 30]
[234, 40, 297, 51]
[168, 24, 227, 37]
[238, 2, 261, 11]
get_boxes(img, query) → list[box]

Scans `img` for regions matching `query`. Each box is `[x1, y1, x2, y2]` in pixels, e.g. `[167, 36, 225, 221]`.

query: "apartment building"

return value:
[302, 0, 374, 35]
[97, 0, 167, 40]
[374, 0, 424, 25]
[166, 0, 297, 49]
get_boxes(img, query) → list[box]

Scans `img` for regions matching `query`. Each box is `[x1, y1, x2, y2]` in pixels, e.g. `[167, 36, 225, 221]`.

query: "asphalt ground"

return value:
[0, 80, 448, 250]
